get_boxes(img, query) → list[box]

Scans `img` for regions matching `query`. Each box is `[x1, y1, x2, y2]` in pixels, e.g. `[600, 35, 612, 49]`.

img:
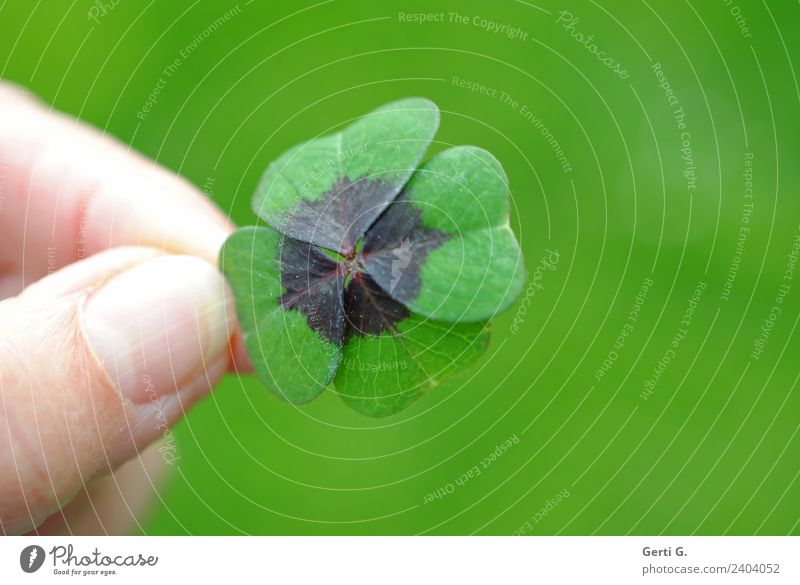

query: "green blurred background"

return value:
[2, 0, 798, 535]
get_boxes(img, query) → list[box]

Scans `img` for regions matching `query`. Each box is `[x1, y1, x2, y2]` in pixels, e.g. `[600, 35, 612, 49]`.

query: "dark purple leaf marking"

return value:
[277, 188, 449, 344]
[277, 240, 412, 342]
[361, 203, 449, 304]
[278, 237, 346, 345]
[283, 177, 397, 255]
[344, 273, 411, 337]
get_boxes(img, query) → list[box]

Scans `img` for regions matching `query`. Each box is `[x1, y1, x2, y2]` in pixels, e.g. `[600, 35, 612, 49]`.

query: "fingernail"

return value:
[83, 255, 235, 403]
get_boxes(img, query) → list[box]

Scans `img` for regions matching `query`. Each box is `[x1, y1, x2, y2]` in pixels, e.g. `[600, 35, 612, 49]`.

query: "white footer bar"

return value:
[1, 536, 797, 583]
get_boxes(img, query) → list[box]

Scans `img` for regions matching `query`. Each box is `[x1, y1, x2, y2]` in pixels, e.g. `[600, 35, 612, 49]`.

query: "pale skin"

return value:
[0, 83, 249, 535]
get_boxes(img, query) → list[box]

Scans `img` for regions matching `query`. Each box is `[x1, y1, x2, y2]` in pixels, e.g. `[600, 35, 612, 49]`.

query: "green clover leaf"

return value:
[220, 98, 525, 416]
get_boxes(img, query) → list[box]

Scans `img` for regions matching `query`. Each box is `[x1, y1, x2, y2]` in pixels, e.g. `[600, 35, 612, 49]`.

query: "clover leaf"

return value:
[220, 98, 525, 416]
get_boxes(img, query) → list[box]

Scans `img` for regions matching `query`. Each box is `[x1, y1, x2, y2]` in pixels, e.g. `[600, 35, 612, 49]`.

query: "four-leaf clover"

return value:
[220, 98, 525, 416]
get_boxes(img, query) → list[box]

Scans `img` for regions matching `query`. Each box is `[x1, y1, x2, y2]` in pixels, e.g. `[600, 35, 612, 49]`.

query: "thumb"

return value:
[0, 247, 236, 534]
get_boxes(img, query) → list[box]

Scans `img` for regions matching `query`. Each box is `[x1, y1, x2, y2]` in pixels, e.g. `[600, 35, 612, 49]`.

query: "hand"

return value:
[0, 83, 246, 534]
